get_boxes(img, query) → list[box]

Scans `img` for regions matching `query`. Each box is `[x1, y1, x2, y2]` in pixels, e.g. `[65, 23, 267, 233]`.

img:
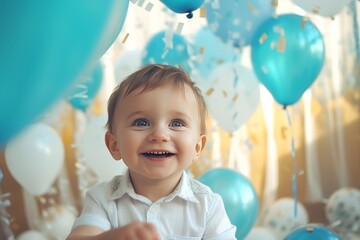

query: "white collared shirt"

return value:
[73, 171, 236, 240]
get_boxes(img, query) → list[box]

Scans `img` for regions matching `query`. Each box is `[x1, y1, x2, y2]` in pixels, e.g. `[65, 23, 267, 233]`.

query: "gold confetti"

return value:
[75, 162, 83, 169]
[155, 64, 165, 69]
[248, 3, 255, 14]
[199, 47, 205, 55]
[206, 88, 214, 96]
[216, 59, 224, 65]
[249, 133, 258, 145]
[55, 205, 63, 213]
[232, 94, 238, 103]
[259, 33, 268, 44]
[312, 5, 320, 14]
[200, 6, 206, 18]
[277, 36, 286, 53]
[271, 0, 278, 7]
[222, 90, 227, 98]
[122, 33, 129, 44]
[301, 17, 309, 29]
[281, 126, 287, 139]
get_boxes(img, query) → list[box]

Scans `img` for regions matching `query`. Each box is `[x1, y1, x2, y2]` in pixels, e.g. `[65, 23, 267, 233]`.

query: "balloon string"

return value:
[351, 1, 360, 60]
[285, 108, 298, 217]
[232, 66, 239, 88]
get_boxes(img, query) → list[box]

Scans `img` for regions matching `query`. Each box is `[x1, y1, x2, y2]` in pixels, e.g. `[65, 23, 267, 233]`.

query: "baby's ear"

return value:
[194, 134, 207, 159]
[105, 131, 122, 160]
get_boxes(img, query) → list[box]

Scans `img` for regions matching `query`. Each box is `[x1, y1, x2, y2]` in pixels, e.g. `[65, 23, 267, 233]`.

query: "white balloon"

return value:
[77, 114, 127, 181]
[205, 62, 260, 132]
[245, 226, 277, 240]
[5, 123, 64, 195]
[326, 187, 360, 235]
[263, 198, 309, 239]
[291, 0, 352, 17]
[17, 230, 47, 240]
[40, 205, 76, 239]
[114, 49, 142, 84]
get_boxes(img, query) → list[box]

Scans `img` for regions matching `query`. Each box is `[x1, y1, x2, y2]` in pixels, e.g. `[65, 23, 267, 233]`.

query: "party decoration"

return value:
[204, 0, 274, 47]
[291, 0, 352, 17]
[160, 0, 204, 19]
[251, 14, 325, 106]
[264, 197, 309, 239]
[40, 205, 76, 239]
[16, 230, 47, 240]
[67, 61, 104, 111]
[284, 224, 341, 240]
[115, 49, 142, 84]
[142, 31, 191, 71]
[77, 114, 127, 181]
[0, 0, 129, 146]
[5, 123, 64, 195]
[199, 168, 259, 239]
[325, 187, 360, 235]
[0, 168, 14, 240]
[245, 227, 277, 240]
[191, 27, 241, 80]
[204, 62, 260, 132]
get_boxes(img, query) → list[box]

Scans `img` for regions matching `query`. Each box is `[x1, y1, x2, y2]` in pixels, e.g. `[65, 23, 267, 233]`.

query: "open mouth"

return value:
[142, 151, 175, 158]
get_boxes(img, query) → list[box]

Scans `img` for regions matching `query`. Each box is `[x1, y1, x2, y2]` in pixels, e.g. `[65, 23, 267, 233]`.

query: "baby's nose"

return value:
[147, 126, 170, 142]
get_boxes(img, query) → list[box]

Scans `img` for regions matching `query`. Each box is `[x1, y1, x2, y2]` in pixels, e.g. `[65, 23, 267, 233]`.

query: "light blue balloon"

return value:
[142, 31, 190, 70]
[160, 0, 204, 18]
[251, 14, 325, 106]
[0, 0, 129, 147]
[204, 0, 274, 47]
[192, 27, 241, 79]
[67, 62, 104, 111]
[284, 224, 341, 240]
[198, 168, 259, 239]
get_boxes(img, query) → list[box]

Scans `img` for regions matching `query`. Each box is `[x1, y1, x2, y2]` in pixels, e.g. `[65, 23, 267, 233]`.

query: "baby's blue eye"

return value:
[170, 119, 184, 127]
[133, 118, 149, 127]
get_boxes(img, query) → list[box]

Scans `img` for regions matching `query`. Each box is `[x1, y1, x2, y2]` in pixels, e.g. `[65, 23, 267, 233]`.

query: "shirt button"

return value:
[149, 205, 159, 214]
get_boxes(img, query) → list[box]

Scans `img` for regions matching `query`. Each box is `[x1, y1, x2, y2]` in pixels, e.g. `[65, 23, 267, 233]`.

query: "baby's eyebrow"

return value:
[125, 111, 145, 120]
[170, 111, 192, 121]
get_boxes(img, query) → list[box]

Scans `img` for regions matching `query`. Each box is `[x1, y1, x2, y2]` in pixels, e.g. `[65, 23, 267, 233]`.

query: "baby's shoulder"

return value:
[87, 175, 125, 198]
[188, 178, 217, 196]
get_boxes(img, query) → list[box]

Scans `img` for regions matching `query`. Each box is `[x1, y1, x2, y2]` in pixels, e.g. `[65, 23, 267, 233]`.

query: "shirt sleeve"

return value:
[72, 183, 112, 231]
[203, 194, 237, 240]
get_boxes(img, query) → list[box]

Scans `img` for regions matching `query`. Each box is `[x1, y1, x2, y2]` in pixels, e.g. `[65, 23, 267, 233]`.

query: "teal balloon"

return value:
[198, 168, 259, 239]
[160, 0, 204, 18]
[251, 14, 325, 106]
[68, 62, 104, 111]
[204, 0, 274, 47]
[0, 0, 129, 147]
[142, 31, 191, 70]
[284, 224, 341, 240]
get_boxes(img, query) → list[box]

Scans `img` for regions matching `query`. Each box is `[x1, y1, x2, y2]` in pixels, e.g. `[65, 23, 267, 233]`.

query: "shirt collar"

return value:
[109, 170, 135, 200]
[109, 170, 199, 204]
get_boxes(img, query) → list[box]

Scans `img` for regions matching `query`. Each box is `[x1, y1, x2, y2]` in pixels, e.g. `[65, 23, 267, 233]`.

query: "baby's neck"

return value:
[129, 172, 182, 202]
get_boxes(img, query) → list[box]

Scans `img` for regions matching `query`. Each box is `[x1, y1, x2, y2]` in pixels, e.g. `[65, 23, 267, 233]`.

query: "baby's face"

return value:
[110, 83, 206, 183]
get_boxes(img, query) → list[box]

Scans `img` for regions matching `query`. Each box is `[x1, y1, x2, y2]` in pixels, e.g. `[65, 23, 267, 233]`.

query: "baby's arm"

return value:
[66, 222, 160, 240]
